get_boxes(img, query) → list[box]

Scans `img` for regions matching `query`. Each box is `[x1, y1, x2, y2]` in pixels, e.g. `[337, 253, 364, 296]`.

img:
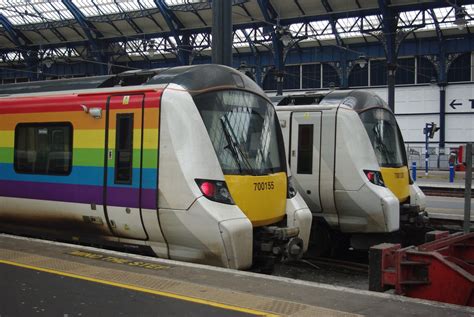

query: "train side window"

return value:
[114, 114, 134, 184]
[14, 122, 72, 175]
[297, 124, 313, 174]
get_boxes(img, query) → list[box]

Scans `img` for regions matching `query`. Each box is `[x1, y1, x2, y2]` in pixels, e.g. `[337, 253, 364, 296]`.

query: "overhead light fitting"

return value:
[43, 54, 53, 68]
[355, 55, 367, 68]
[454, 6, 468, 31]
[147, 40, 156, 57]
[277, 26, 293, 47]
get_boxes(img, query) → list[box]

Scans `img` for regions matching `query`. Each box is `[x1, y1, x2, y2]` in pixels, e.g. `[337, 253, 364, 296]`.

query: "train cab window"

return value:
[297, 125, 313, 174]
[14, 123, 72, 175]
[114, 114, 134, 184]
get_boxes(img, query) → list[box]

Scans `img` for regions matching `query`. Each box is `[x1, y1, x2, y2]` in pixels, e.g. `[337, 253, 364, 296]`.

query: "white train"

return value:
[272, 91, 426, 254]
[0, 65, 312, 269]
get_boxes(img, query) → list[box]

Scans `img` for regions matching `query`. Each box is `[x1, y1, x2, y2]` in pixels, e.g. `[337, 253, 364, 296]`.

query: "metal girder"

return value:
[321, 0, 344, 47]
[378, 0, 397, 112]
[62, 0, 108, 74]
[0, 14, 30, 47]
[61, 0, 103, 42]
[155, 0, 190, 64]
[257, 0, 285, 95]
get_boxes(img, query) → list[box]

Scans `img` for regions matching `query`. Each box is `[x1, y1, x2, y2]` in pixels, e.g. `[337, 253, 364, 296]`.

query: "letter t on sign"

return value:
[470, 99, 474, 109]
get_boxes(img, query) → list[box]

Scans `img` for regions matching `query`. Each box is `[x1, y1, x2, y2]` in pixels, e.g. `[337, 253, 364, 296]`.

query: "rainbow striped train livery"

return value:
[0, 65, 312, 269]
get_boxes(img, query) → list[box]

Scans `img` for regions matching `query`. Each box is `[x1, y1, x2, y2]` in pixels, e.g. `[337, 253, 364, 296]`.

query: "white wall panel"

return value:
[367, 84, 474, 145]
[396, 115, 439, 143]
[446, 114, 474, 143]
[445, 84, 474, 114]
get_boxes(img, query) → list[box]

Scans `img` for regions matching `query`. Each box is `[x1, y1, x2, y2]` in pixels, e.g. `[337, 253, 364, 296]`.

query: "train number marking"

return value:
[253, 181, 275, 191]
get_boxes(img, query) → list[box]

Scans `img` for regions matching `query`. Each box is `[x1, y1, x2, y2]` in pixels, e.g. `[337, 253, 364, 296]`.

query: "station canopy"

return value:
[0, 0, 472, 62]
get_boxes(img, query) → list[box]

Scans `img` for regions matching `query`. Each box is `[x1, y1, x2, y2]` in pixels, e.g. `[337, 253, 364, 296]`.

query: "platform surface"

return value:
[0, 234, 472, 317]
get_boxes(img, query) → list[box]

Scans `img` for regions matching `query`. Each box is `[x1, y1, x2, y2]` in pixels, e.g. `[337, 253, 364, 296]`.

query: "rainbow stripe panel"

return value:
[0, 92, 161, 209]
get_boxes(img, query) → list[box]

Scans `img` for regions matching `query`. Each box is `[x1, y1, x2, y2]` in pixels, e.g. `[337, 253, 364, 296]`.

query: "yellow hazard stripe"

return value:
[0, 259, 277, 317]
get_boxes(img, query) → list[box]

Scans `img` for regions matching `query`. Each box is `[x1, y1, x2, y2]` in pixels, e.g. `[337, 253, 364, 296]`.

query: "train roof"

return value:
[0, 65, 263, 98]
[274, 90, 390, 113]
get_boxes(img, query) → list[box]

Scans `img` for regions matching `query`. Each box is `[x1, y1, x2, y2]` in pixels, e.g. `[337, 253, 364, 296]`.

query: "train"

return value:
[272, 91, 427, 254]
[0, 64, 312, 270]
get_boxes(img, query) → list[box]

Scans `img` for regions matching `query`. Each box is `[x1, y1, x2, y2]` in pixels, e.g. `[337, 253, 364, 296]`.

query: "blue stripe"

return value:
[0, 163, 157, 189]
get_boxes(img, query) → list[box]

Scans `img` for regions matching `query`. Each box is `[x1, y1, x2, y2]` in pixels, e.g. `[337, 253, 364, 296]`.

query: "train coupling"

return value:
[257, 226, 304, 261]
[400, 205, 429, 229]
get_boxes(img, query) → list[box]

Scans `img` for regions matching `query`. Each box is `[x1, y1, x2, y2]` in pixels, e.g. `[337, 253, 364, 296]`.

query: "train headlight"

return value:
[363, 170, 385, 187]
[287, 176, 297, 198]
[195, 179, 235, 205]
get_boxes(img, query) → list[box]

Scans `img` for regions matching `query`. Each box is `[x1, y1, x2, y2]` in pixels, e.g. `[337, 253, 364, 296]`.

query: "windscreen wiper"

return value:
[221, 115, 254, 173]
[220, 119, 243, 173]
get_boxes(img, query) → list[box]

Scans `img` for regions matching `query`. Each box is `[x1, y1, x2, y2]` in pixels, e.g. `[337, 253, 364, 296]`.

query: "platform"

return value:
[0, 234, 472, 317]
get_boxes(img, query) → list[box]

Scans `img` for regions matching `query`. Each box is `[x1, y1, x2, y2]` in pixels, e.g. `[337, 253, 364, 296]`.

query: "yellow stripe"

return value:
[74, 130, 105, 148]
[0, 131, 13, 147]
[0, 129, 158, 149]
[0, 259, 276, 316]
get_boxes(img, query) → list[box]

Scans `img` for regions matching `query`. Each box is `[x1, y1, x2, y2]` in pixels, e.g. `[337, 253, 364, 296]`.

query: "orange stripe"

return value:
[0, 108, 159, 130]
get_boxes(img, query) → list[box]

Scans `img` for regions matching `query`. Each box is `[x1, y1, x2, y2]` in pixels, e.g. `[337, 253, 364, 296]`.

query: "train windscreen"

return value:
[360, 108, 407, 168]
[194, 90, 284, 175]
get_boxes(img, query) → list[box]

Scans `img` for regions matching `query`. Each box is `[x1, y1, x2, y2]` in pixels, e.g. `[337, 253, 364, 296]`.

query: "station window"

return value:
[322, 64, 341, 88]
[297, 124, 313, 174]
[370, 60, 387, 86]
[114, 114, 134, 184]
[284, 65, 301, 90]
[263, 67, 277, 91]
[302, 64, 321, 89]
[448, 53, 471, 83]
[417, 56, 438, 84]
[14, 122, 73, 175]
[348, 64, 369, 87]
[396, 58, 415, 85]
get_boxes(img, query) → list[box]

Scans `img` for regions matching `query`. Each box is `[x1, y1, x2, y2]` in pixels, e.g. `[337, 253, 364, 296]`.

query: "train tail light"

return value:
[363, 170, 385, 187]
[195, 179, 234, 205]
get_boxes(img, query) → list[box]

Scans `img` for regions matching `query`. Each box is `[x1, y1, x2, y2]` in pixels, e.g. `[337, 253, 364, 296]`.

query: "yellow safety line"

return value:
[0, 259, 278, 317]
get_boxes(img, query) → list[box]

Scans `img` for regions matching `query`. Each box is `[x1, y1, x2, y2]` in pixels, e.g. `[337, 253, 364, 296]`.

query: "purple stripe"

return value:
[0, 180, 157, 209]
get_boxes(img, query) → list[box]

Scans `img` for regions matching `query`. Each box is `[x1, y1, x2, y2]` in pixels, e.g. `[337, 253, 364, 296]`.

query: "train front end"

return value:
[358, 102, 427, 227]
[154, 65, 311, 270]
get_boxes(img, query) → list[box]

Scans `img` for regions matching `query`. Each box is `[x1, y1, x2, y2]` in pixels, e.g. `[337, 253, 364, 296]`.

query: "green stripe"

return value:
[73, 149, 104, 167]
[74, 148, 157, 168]
[0, 148, 13, 164]
[1, 148, 158, 169]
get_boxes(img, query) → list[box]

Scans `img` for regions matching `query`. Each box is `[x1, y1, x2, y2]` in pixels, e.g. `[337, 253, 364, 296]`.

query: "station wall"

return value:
[367, 83, 474, 150]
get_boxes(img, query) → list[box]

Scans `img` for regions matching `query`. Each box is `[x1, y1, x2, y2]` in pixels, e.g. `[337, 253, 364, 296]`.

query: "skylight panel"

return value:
[398, 10, 425, 28]
[0, 0, 74, 25]
[336, 17, 363, 38]
[165, 0, 206, 6]
[72, 0, 156, 17]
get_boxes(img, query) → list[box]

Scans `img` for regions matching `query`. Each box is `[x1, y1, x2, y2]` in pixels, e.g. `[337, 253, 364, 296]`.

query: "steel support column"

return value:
[212, 0, 232, 66]
[379, 0, 398, 112]
[438, 49, 447, 150]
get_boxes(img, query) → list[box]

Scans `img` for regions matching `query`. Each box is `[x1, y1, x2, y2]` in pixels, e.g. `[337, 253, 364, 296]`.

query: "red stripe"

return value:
[0, 91, 161, 114]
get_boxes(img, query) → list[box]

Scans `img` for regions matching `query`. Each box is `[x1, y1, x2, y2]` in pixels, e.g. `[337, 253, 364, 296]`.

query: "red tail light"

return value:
[199, 181, 216, 197]
[195, 179, 234, 205]
[363, 170, 385, 187]
[366, 171, 375, 182]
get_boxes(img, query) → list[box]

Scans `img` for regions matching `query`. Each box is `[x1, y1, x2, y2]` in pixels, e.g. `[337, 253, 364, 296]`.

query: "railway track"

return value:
[299, 257, 369, 274]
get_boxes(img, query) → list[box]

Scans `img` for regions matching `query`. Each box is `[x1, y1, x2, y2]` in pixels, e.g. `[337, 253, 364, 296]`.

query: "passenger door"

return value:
[290, 112, 322, 212]
[104, 95, 148, 240]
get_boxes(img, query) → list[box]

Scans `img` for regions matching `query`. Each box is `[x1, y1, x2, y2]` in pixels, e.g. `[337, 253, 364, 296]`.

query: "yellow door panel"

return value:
[225, 172, 287, 227]
[380, 166, 410, 203]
